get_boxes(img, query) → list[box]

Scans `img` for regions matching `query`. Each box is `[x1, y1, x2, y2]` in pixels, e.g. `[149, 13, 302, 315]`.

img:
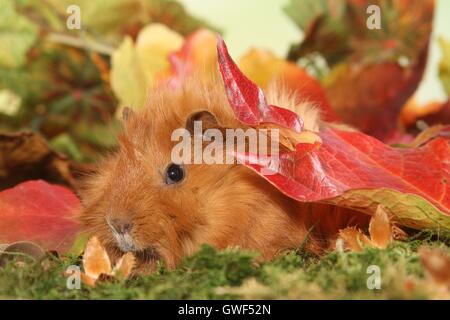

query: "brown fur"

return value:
[79, 77, 368, 271]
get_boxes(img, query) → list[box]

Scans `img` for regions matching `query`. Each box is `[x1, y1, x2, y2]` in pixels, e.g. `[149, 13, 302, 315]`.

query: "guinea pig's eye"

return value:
[165, 163, 185, 185]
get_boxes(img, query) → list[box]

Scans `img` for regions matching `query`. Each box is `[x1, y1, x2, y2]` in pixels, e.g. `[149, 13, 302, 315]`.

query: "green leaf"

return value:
[439, 38, 450, 95]
[330, 189, 450, 231]
[49, 133, 84, 162]
[285, 0, 434, 68]
[0, 0, 38, 68]
[46, 0, 217, 43]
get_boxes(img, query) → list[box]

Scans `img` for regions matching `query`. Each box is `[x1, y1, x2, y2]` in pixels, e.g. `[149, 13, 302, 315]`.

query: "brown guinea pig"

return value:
[79, 76, 369, 271]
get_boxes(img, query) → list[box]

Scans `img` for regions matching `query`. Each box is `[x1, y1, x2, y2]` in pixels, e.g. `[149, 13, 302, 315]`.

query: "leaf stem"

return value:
[46, 32, 115, 56]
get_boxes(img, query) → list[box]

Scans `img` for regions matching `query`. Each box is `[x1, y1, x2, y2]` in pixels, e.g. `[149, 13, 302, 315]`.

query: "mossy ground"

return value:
[0, 231, 449, 300]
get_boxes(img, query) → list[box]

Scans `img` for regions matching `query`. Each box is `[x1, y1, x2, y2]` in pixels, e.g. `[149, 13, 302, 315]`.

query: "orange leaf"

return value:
[112, 252, 136, 280]
[80, 272, 97, 287]
[238, 48, 337, 121]
[400, 98, 444, 127]
[368, 206, 392, 249]
[82, 237, 111, 280]
[77, 236, 136, 287]
[337, 227, 371, 252]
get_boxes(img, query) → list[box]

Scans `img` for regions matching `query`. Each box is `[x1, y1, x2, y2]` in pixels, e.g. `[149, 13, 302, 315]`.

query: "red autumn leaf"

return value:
[217, 36, 303, 132]
[239, 129, 450, 229]
[0, 180, 80, 253]
[324, 54, 428, 141]
[217, 38, 450, 230]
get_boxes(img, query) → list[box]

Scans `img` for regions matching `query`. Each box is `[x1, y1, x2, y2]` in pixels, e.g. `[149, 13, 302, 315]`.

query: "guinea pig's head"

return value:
[79, 79, 282, 269]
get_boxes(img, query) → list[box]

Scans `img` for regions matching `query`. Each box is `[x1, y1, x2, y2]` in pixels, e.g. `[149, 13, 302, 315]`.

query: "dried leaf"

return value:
[337, 206, 400, 252]
[80, 272, 97, 287]
[82, 237, 112, 280]
[337, 227, 371, 252]
[79, 236, 135, 287]
[0, 241, 45, 268]
[112, 252, 136, 280]
[285, 0, 434, 140]
[0, 132, 76, 190]
[369, 206, 392, 249]
[324, 56, 428, 140]
[419, 247, 450, 286]
[391, 224, 408, 241]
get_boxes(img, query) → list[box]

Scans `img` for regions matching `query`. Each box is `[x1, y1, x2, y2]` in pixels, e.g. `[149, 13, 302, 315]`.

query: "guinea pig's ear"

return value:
[122, 107, 135, 122]
[185, 110, 219, 135]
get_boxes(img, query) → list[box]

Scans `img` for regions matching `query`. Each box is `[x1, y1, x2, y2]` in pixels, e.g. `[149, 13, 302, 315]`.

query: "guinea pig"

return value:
[79, 76, 369, 271]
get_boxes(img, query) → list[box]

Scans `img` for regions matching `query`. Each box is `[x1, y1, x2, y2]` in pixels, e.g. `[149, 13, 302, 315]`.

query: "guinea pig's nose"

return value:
[109, 218, 133, 235]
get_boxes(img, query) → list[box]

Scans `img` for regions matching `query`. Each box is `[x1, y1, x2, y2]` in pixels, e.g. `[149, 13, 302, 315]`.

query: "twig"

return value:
[46, 32, 115, 56]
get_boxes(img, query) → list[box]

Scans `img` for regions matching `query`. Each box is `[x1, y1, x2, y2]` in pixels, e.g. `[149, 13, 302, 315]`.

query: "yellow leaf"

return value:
[110, 24, 183, 113]
[111, 36, 147, 110]
[238, 49, 286, 88]
[136, 24, 183, 84]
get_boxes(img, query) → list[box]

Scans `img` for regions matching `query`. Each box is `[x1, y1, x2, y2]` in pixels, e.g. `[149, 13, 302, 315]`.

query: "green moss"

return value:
[0, 232, 449, 300]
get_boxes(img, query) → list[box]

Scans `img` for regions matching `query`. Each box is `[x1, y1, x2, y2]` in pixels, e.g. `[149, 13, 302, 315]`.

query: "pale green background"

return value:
[184, 0, 450, 103]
